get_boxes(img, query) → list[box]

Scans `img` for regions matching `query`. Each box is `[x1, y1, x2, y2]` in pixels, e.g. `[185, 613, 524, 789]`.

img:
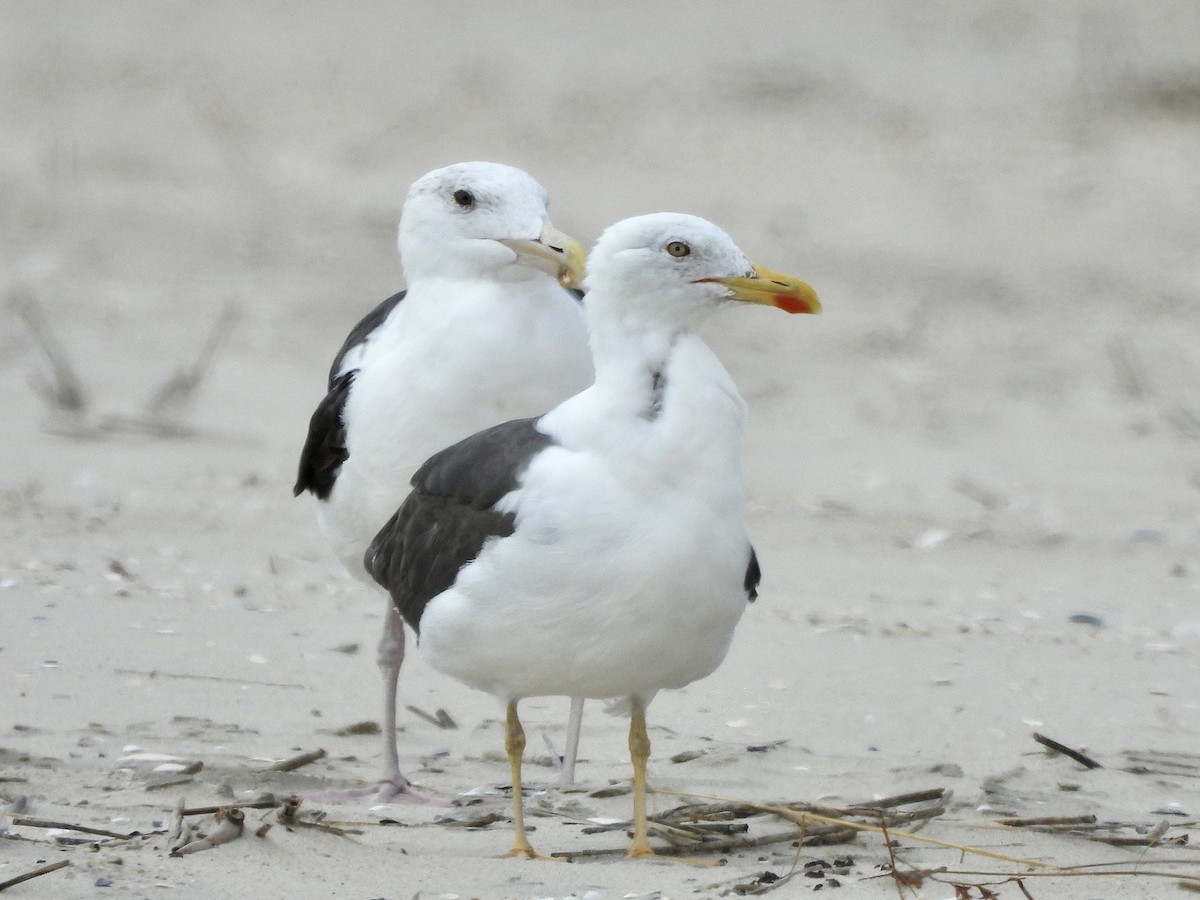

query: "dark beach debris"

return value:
[8, 815, 153, 842]
[145, 776, 196, 792]
[996, 812, 1190, 848]
[713, 857, 856, 896]
[268, 748, 327, 772]
[433, 811, 507, 830]
[0, 858, 72, 893]
[1122, 749, 1200, 779]
[113, 667, 305, 690]
[10, 289, 243, 440]
[588, 783, 631, 799]
[173, 795, 362, 846]
[8, 290, 87, 415]
[178, 799, 282, 817]
[996, 814, 1098, 829]
[553, 787, 947, 860]
[746, 739, 788, 753]
[265, 796, 362, 838]
[558, 781, 1200, 890]
[405, 705, 458, 729]
[672, 739, 788, 763]
[1032, 732, 1102, 769]
[729, 867, 802, 895]
[670, 748, 714, 764]
[170, 807, 244, 856]
[143, 299, 240, 422]
[105, 558, 135, 581]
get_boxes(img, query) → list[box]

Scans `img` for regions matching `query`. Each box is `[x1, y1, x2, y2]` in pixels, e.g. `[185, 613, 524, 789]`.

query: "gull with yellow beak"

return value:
[365, 212, 819, 856]
[296, 162, 594, 802]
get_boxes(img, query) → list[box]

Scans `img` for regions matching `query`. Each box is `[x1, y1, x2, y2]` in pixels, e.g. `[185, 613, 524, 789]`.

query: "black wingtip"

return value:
[294, 369, 356, 501]
[744, 548, 761, 602]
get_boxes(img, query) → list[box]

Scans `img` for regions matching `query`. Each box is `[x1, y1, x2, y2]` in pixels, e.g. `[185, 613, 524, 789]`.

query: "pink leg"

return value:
[373, 603, 413, 801]
[309, 603, 442, 804]
[560, 697, 584, 787]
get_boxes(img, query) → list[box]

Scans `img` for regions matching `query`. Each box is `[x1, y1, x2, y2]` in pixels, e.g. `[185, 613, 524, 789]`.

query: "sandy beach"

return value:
[3, 3, 1199, 897]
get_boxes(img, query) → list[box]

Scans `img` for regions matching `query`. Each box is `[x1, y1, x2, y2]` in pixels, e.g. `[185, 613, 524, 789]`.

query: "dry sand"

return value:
[3, 3, 1200, 897]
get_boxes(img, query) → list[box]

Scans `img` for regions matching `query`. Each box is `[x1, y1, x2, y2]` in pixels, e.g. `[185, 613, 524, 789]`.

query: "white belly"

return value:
[418, 463, 751, 702]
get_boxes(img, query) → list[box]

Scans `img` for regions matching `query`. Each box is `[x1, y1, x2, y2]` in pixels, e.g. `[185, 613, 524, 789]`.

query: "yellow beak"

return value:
[705, 264, 820, 315]
[498, 224, 587, 290]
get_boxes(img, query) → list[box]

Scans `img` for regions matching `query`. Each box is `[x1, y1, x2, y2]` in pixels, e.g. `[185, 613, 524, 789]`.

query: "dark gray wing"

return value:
[293, 290, 405, 499]
[327, 290, 406, 386]
[365, 417, 554, 633]
[744, 548, 761, 602]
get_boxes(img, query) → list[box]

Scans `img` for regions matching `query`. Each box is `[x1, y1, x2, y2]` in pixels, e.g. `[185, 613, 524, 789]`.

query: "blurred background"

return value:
[3, 2, 1199, 700]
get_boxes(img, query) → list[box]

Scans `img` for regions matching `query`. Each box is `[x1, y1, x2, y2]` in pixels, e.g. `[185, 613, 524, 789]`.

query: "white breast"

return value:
[318, 277, 592, 575]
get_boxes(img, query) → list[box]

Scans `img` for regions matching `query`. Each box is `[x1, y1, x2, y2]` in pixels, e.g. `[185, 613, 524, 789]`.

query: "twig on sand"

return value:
[8, 290, 87, 415]
[1122, 749, 1200, 778]
[997, 815, 1097, 829]
[113, 667, 305, 690]
[179, 799, 282, 817]
[0, 859, 71, 893]
[268, 748, 327, 772]
[1033, 732, 1102, 769]
[144, 299, 240, 420]
[269, 797, 362, 838]
[8, 815, 152, 841]
[405, 705, 458, 729]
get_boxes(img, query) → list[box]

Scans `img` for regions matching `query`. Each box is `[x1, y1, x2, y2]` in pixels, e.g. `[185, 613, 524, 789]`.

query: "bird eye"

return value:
[452, 189, 476, 209]
[665, 241, 691, 258]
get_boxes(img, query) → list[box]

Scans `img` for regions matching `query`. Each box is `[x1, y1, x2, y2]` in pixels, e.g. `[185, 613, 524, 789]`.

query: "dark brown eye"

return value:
[665, 240, 690, 258]
[453, 189, 475, 209]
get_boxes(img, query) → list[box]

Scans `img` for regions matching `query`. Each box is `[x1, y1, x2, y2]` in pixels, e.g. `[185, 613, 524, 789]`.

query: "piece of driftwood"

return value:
[0, 859, 72, 893]
[268, 748, 327, 772]
[405, 705, 459, 729]
[1033, 733, 1102, 769]
[9, 815, 149, 841]
[179, 799, 281, 817]
[170, 808, 244, 857]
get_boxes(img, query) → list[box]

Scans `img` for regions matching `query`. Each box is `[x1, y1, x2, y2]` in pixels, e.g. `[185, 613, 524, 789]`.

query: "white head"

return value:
[398, 162, 584, 287]
[583, 213, 819, 332]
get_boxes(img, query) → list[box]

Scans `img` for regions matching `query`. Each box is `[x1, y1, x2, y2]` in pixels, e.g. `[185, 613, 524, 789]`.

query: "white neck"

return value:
[544, 303, 749, 497]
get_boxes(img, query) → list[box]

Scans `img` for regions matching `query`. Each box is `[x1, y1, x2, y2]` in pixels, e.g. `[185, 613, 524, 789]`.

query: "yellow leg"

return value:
[627, 697, 654, 858]
[503, 700, 540, 859]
